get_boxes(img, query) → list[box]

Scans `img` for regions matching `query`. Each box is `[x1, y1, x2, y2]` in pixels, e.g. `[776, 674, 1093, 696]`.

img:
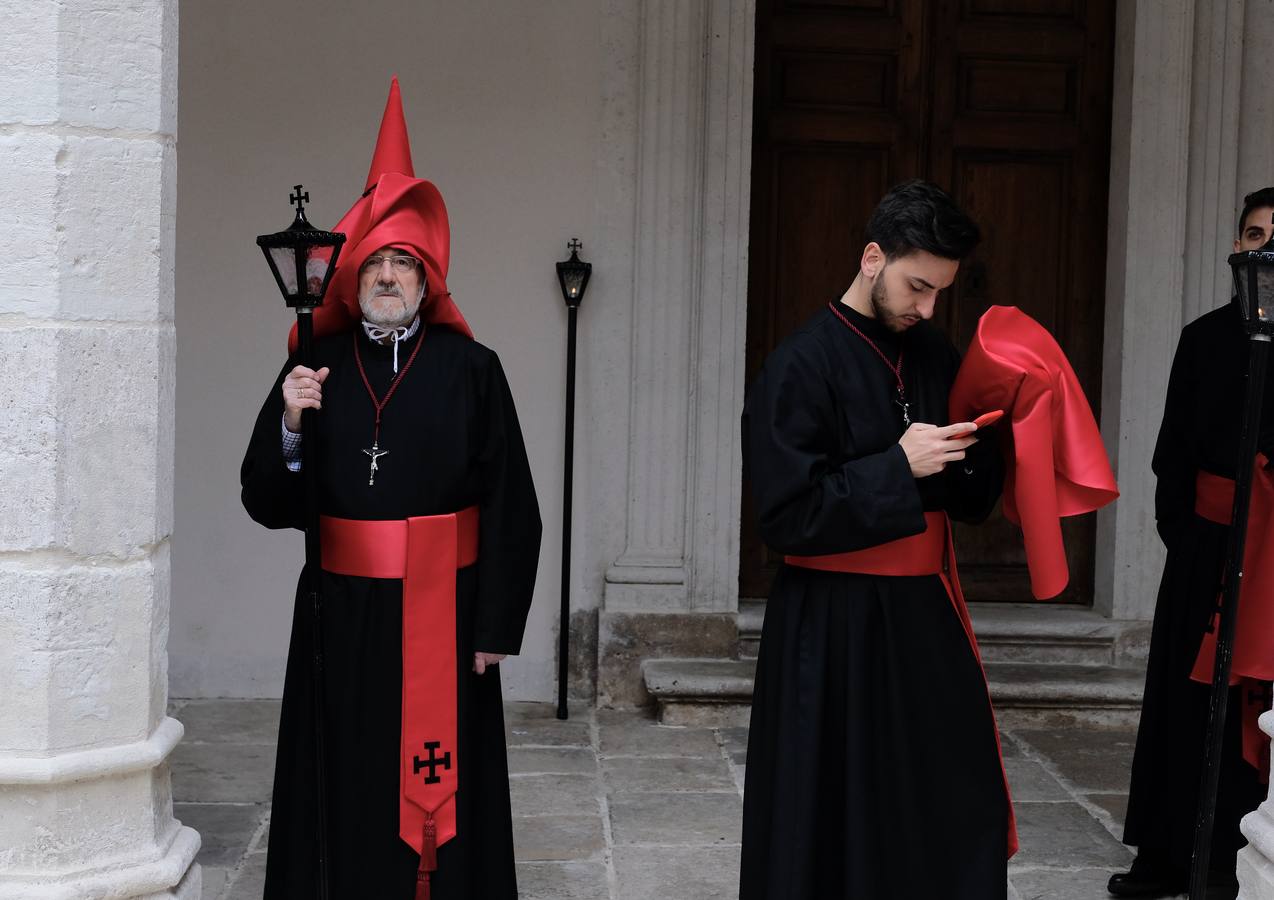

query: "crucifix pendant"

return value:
[896, 387, 911, 427]
[362, 441, 388, 486]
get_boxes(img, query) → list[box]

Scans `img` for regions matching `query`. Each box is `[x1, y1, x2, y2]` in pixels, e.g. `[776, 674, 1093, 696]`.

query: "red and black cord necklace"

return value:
[827, 301, 910, 426]
[353, 327, 426, 486]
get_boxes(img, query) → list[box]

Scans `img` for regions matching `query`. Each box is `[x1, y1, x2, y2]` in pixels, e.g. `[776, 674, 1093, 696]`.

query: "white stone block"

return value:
[59, 325, 174, 557]
[0, 330, 59, 551]
[59, 136, 173, 323]
[0, 135, 62, 316]
[0, 5, 58, 125]
[56, 0, 178, 135]
[0, 553, 164, 753]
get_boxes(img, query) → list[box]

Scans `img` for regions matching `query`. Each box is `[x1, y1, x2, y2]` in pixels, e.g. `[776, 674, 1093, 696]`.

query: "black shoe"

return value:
[1106, 859, 1187, 897]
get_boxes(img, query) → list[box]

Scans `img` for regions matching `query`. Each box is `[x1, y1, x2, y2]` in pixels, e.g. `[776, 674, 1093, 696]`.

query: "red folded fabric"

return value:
[949, 306, 1119, 599]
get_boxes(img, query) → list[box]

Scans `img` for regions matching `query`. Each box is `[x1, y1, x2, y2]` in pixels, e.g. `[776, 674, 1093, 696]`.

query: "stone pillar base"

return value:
[597, 610, 737, 708]
[0, 830, 200, 900]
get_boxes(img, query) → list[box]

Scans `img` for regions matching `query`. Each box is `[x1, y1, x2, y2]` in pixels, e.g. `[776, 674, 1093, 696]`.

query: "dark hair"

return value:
[864, 179, 981, 261]
[1239, 187, 1274, 235]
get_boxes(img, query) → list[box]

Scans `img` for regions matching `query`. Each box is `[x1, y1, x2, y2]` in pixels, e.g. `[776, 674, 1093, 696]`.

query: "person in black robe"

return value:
[1110, 187, 1274, 900]
[740, 181, 1009, 899]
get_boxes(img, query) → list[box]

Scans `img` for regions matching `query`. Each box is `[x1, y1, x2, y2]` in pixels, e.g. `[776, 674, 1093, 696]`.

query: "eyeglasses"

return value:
[360, 254, 420, 275]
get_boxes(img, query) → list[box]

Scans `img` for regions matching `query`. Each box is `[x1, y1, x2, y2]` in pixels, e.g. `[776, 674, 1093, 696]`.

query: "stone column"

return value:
[0, 2, 198, 897]
[1094, 0, 1196, 621]
[597, 0, 755, 705]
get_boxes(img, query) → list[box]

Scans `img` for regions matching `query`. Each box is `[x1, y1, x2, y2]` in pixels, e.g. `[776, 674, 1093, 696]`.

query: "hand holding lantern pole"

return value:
[255, 186, 346, 899]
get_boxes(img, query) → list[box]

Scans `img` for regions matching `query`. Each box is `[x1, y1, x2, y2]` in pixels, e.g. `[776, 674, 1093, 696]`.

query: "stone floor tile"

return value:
[199, 865, 227, 900]
[509, 774, 601, 817]
[177, 699, 282, 744]
[718, 726, 748, 764]
[505, 701, 593, 725]
[1004, 758, 1071, 802]
[1010, 866, 1128, 899]
[513, 814, 606, 861]
[516, 860, 610, 900]
[602, 756, 735, 793]
[613, 846, 740, 900]
[508, 746, 598, 775]
[1012, 801, 1133, 868]
[176, 803, 268, 867]
[223, 852, 268, 900]
[1013, 726, 1137, 793]
[998, 731, 1024, 758]
[598, 720, 720, 757]
[171, 743, 277, 803]
[1086, 792, 1129, 829]
[507, 719, 593, 749]
[609, 791, 742, 845]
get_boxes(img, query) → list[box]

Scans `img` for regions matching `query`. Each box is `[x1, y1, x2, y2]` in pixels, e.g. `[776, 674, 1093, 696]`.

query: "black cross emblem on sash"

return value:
[413, 741, 452, 785]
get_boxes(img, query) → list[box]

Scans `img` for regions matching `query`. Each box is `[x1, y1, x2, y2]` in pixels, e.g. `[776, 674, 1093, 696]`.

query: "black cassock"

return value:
[740, 303, 1009, 900]
[241, 325, 541, 899]
[1123, 298, 1274, 875]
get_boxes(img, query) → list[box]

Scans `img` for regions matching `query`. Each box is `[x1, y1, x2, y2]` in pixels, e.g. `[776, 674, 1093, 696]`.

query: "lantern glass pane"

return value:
[269, 247, 298, 293]
[303, 247, 334, 298]
[562, 269, 586, 299]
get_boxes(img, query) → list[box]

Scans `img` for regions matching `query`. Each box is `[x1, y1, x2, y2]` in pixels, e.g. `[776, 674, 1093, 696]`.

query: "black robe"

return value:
[740, 302, 1009, 900]
[1123, 298, 1274, 875]
[240, 324, 542, 899]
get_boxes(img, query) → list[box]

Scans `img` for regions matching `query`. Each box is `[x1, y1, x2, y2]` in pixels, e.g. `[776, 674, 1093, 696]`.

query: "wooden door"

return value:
[741, 0, 1116, 602]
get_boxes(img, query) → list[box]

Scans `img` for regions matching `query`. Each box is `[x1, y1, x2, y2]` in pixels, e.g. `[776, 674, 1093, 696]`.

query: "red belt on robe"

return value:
[784, 511, 1020, 858]
[1188, 467, 1274, 778]
[320, 507, 480, 897]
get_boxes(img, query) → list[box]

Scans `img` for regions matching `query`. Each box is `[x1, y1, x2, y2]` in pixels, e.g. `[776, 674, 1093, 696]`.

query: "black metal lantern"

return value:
[1229, 232, 1274, 336]
[256, 185, 347, 310]
[254, 184, 343, 900]
[555, 239, 591, 720]
[556, 238, 592, 308]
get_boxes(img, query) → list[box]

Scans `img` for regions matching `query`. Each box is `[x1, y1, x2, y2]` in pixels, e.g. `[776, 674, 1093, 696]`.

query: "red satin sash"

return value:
[784, 511, 1020, 857]
[1188, 467, 1274, 777]
[320, 507, 479, 896]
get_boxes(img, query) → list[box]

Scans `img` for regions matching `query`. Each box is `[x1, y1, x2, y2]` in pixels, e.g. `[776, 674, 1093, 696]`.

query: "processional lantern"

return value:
[253, 184, 345, 900]
[256, 184, 347, 310]
[555, 238, 592, 721]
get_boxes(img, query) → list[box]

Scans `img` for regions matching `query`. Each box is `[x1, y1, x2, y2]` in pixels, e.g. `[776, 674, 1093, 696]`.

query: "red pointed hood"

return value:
[289, 77, 472, 352]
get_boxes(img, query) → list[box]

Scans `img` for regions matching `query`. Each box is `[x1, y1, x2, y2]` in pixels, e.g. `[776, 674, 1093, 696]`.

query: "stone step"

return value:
[642, 657, 1145, 728]
[737, 599, 1151, 667]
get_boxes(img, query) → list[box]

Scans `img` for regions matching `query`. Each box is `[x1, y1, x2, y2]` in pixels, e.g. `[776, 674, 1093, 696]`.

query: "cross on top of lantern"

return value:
[556, 238, 592, 309]
[1229, 214, 1274, 337]
[256, 184, 347, 310]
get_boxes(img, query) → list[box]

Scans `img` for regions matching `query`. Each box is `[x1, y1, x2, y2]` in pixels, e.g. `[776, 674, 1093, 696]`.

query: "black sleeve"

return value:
[1152, 329, 1198, 547]
[742, 342, 927, 556]
[916, 425, 1006, 524]
[240, 358, 306, 531]
[472, 352, 543, 655]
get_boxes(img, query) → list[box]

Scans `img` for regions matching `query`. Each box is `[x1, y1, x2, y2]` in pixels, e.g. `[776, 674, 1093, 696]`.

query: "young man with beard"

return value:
[1110, 187, 1274, 900]
[241, 79, 541, 898]
[740, 180, 1012, 898]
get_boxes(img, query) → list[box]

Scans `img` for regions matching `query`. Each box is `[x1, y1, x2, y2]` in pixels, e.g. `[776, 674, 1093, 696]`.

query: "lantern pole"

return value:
[1189, 240, 1274, 899]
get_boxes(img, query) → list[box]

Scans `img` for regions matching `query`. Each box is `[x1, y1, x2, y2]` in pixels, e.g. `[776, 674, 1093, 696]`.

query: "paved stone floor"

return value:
[172, 699, 1146, 900]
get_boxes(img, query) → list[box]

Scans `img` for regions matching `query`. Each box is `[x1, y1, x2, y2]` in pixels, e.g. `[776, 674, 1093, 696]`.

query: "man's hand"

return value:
[473, 652, 506, 675]
[282, 365, 330, 433]
[899, 422, 978, 478]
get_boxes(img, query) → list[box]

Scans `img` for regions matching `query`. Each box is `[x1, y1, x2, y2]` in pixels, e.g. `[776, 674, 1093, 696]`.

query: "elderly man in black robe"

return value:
[1109, 187, 1274, 900]
[240, 79, 541, 899]
[740, 180, 1011, 899]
